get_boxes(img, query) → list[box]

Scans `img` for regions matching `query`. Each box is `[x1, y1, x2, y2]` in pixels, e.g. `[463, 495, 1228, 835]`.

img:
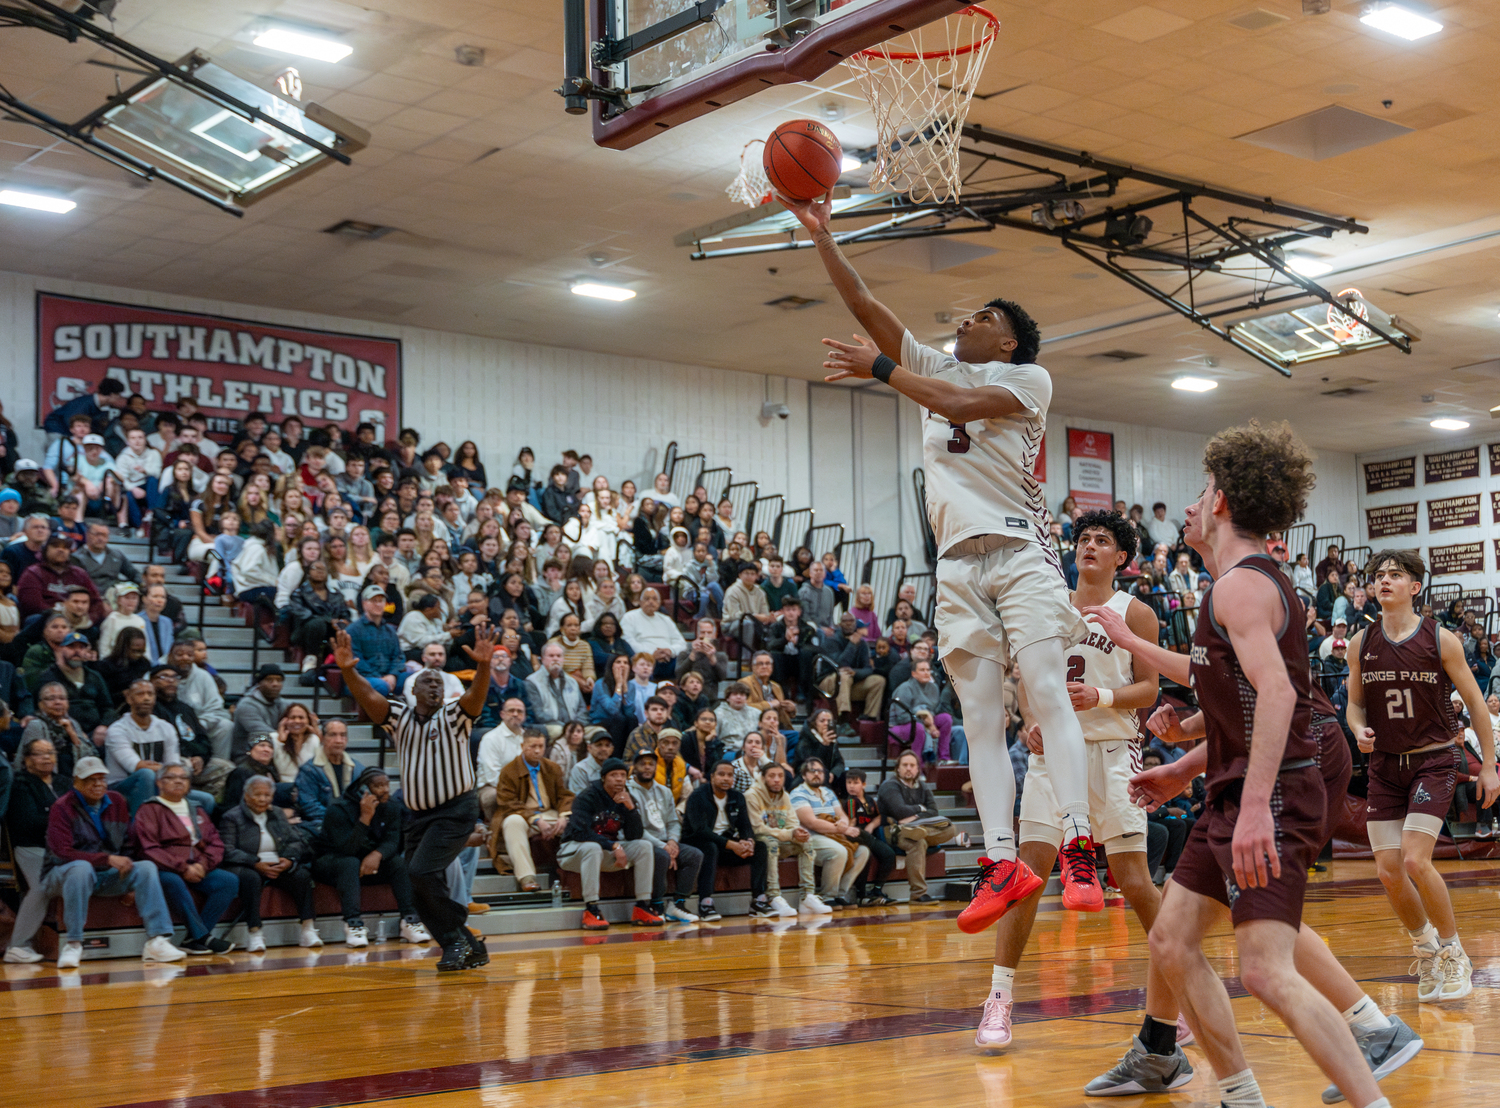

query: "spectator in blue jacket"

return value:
[474, 646, 534, 731]
[42, 378, 127, 439]
[293, 719, 362, 832]
[347, 585, 404, 694]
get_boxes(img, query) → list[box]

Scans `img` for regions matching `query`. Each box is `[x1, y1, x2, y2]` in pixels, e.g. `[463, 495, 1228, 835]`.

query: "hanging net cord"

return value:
[846, 6, 999, 204]
[727, 138, 772, 207]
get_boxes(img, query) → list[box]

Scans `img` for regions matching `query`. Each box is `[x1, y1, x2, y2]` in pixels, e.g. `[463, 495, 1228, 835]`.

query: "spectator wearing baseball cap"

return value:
[347, 582, 404, 694]
[1318, 616, 1350, 660]
[16, 534, 106, 623]
[230, 664, 291, 761]
[35, 631, 113, 742]
[5, 753, 185, 968]
[6, 461, 58, 518]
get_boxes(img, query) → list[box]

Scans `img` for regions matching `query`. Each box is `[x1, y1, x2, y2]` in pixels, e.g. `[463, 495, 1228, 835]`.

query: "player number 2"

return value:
[1385, 687, 1414, 719]
[947, 422, 972, 454]
[1066, 656, 1085, 683]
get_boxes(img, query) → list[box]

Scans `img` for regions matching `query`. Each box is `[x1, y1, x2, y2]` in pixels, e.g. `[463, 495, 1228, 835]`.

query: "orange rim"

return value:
[853, 4, 999, 63]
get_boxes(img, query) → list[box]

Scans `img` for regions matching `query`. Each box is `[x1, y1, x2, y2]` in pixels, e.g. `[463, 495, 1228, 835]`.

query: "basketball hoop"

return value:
[845, 5, 1000, 203]
[726, 139, 773, 207]
[1328, 287, 1371, 343]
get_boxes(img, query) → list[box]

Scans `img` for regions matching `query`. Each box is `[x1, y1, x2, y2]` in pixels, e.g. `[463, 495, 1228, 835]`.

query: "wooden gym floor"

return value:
[6, 859, 1497, 1108]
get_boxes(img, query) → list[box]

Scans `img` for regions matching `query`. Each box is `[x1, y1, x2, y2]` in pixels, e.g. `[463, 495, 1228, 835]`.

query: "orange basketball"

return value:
[763, 119, 843, 203]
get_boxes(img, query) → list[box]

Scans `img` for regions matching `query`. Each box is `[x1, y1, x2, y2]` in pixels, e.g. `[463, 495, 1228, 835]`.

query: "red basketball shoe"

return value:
[956, 856, 1044, 933]
[1060, 835, 1104, 912]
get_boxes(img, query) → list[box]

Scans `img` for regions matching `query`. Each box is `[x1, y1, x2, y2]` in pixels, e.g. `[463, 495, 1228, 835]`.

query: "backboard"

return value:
[571, 0, 973, 149]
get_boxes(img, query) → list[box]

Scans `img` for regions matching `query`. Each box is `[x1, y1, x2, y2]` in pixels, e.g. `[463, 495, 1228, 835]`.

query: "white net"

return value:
[845, 6, 999, 204]
[726, 139, 772, 207]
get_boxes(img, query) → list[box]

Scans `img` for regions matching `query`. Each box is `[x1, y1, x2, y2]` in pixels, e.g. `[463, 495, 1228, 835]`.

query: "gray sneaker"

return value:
[1320, 1014, 1424, 1103]
[1084, 1036, 1194, 1096]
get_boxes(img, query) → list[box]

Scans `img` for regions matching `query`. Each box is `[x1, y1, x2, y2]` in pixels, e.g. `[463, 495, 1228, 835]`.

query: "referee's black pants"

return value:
[405, 792, 479, 945]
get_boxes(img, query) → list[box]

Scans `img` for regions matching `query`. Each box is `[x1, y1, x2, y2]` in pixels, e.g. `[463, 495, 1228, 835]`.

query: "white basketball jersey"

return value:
[1070, 589, 1143, 745]
[902, 331, 1050, 557]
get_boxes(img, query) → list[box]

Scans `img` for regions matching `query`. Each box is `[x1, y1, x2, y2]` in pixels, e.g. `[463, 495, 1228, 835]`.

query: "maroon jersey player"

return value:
[1346, 549, 1497, 1004]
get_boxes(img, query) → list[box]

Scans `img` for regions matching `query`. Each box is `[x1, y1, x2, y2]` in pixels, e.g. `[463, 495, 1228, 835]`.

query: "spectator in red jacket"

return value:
[17, 535, 106, 622]
[127, 764, 238, 954]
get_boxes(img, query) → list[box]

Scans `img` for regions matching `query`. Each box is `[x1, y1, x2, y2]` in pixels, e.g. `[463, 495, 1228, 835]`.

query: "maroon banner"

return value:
[37, 292, 402, 439]
[1363, 456, 1415, 494]
[1491, 490, 1500, 524]
[1429, 541, 1484, 576]
[1427, 493, 1481, 532]
[1366, 503, 1417, 540]
[1424, 446, 1479, 484]
[1490, 442, 1500, 476]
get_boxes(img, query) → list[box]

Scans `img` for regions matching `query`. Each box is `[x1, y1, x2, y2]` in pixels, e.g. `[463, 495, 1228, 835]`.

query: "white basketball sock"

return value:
[991, 965, 1015, 996]
[1217, 1068, 1266, 1108]
[1342, 995, 1390, 1034]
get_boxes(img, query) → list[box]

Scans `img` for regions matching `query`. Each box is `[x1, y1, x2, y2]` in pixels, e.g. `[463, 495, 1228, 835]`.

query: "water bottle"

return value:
[551, 880, 563, 906]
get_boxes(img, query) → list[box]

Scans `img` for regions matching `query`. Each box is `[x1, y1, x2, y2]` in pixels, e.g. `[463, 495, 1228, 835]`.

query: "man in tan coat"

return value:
[744, 651, 798, 731]
[492, 728, 574, 892]
[746, 763, 819, 917]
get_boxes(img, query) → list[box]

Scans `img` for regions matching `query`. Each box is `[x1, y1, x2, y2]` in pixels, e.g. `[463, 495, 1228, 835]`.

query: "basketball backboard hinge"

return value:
[762, 17, 815, 47]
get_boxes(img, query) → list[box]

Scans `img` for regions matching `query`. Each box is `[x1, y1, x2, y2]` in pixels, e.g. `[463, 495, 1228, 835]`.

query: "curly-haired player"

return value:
[786, 191, 1102, 930]
[974, 510, 1171, 1051]
[1120, 421, 1392, 1108]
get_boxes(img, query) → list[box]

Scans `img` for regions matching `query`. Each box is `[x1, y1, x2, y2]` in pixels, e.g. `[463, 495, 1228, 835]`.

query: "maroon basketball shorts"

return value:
[1366, 744, 1463, 825]
[1314, 717, 1353, 847]
[1170, 766, 1326, 928]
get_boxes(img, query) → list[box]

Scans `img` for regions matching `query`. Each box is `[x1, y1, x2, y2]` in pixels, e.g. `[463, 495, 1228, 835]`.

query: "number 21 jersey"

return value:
[903, 330, 1051, 558]
[1359, 616, 1461, 754]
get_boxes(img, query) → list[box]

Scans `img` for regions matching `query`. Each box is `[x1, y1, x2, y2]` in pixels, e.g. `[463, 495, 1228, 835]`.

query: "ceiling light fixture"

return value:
[1430, 418, 1468, 430]
[571, 282, 635, 302]
[1359, 4, 1442, 41]
[1172, 376, 1218, 392]
[840, 155, 862, 173]
[252, 26, 354, 63]
[1286, 255, 1332, 277]
[0, 189, 75, 213]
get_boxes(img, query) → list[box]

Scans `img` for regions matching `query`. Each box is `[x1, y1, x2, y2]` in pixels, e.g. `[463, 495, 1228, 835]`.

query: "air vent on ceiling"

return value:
[765, 295, 823, 310]
[1092, 349, 1147, 361]
[1320, 376, 1375, 397]
[323, 220, 396, 240]
[1237, 105, 1414, 161]
[1229, 9, 1290, 31]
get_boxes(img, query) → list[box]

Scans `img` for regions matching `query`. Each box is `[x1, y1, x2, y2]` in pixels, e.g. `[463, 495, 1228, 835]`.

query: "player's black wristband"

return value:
[871, 354, 897, 384]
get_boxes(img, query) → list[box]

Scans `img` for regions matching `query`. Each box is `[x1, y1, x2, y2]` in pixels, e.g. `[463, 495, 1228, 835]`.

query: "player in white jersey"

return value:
[975, 512, 1179, 1059]
[789, 194, 1100, 926]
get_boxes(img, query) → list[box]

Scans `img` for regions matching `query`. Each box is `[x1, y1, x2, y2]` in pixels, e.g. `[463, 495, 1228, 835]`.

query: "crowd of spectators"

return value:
[0, 390, 984, 962]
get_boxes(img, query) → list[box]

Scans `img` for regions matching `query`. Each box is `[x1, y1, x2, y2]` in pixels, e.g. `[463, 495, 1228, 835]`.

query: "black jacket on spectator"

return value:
[561, 781, 643, 848]
[875, 776, 941, 821]
[97, 655, 150, 708]
[219, 801, 308, 866]
[631, 516, 664, 556]
[7, 767, 66, 849]
[540, 484, 579, 524]
[764, 615, 821, 653]
[818, 631, 874, 680]
[37, 663, 115, 733]
[682, 784, 753, 848]
[0, 659, 35, 719]
[312, 791, 404, 860]
[287, 579, 351, 624]
[221, 756, 281, 814]
[154, 695, 213, 762]
[718, 556, 755, 591]
[671, 690, 710, 733]
[793, 729, 846, 781]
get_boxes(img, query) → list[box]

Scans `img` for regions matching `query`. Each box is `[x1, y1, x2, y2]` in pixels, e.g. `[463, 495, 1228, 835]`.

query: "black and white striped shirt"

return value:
[385, 699, 477, 811]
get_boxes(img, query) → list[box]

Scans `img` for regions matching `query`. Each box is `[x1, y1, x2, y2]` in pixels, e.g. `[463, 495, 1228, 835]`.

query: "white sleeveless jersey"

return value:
[902, 331, 1051, 557]
[1069, 589, 1143, 745]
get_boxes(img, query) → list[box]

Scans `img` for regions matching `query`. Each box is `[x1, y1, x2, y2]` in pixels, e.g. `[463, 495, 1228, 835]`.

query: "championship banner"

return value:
[1427, 493, 1481, 532]
[1066, 429, 1114, 514]
[1423, 446, 1479, 484]
[1492, 490, 1500, 524]
[1363, 456, 1415, 494]
[1429, 541, 1484, 577]
[1489, 442, 1500, 476]
[1366, 503, 1417, 540]
[37, 292, 402, 439]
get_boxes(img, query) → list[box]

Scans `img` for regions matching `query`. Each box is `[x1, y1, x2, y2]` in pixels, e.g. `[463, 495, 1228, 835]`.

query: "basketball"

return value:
[763, 119, 843, 202]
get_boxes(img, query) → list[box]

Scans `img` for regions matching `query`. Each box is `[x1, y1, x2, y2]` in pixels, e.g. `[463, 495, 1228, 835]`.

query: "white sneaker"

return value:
[769, 895, 797, 918]
[345, 923, 369, 948]
[299, 924, 323, 948]
[662, 903, 698, 923]
[800, 893, 833, 915]
[301, 654, 318, 672]
[1412, 945, 1442, 1002]
[3, 945, 43, 964]
[141, 936, 185, 963]
[246, 929, 267, 953]
[400, 920, 432, 944]
[57, 942, 84, 970]
[1438, 943, 1473, 1001]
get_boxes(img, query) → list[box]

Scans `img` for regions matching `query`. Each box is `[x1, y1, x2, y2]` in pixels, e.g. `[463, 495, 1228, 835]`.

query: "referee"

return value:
[333, 624, 497, 971]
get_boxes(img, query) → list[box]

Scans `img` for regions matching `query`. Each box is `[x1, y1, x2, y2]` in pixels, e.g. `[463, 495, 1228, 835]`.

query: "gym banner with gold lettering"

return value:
[36, 292, 402, 439]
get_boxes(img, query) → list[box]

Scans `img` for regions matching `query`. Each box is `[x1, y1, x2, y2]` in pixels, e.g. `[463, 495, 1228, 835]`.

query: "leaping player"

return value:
[1087, 489, 1421, 1105]
[788, 194, 1102, 925]
[975, 510, 1175, 1054]
[1346, 550, 1497, 1001]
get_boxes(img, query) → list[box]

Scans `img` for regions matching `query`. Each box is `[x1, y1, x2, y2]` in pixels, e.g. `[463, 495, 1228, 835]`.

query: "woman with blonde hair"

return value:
[346, 524, 377, 577]
[236, 483, 276, 531]
[412, 509, 438, 557]
[848, 582, 881, 641]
